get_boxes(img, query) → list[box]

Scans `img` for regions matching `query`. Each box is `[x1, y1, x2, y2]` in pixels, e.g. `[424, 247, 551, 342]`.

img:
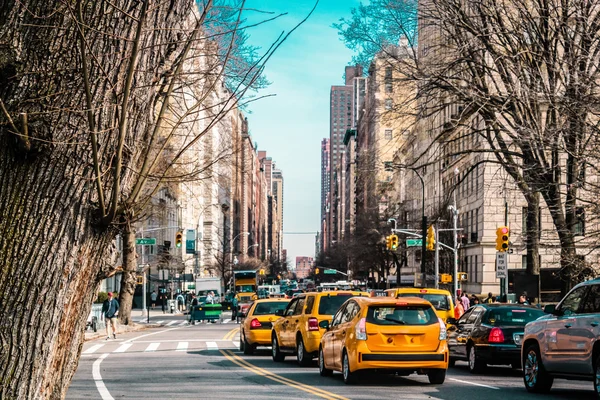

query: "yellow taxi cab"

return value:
[319, 296, 449, 384]
[385, 288, 455, 323]
[271, 291, 366, 366]
[240, 298, 290, 355]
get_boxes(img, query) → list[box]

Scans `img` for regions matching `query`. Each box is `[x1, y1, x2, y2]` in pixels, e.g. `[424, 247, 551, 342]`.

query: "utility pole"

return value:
[434, 223, 439, 289]
[452, 191, 459, 297]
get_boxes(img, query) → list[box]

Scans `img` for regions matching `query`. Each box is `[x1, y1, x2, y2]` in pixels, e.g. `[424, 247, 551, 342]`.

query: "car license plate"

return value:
[513, 333, 523, 345]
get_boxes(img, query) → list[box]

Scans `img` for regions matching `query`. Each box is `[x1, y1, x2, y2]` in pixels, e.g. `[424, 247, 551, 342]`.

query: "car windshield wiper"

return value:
[384, 317, 406, 324]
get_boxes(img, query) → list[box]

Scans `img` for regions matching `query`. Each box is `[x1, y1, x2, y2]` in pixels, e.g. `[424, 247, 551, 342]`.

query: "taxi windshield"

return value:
[367, 305, 438, 326]
[318, 295, 354, 315]
[253, 302, 288, 316]
[396, 293, 451, 311]
[485, 308, 545, 326]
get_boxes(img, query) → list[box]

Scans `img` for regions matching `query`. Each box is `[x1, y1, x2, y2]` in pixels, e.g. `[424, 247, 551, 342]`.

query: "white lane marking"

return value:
[177, 342, 189, 352]
[93, 354, 114, 400]
[166, 321, 178, 326]
[179, 321, 188, 326]
[206, 341, 218, 350]
[154, 320, 165, 324]
[83, 344, 105, 354]
[231, 341, 238, 348]
[124, 325, 189, 344]
[145, 343, 160, 352]
[449, 378, 500, 390]
[114, 343, 133, 353]
[222, 319, 231, 323]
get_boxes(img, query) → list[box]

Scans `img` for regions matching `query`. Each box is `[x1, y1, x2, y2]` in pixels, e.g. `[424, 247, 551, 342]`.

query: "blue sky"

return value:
[242, 0, 359, 266]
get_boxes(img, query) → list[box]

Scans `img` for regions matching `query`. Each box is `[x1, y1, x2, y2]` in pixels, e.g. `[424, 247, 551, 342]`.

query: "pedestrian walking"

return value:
[232, 296, 239, 323]
[461, 292, 470, 311]
[176, 293, 185, 312]
[150, 290, 157, 309]
[160, 293, 166, 313]
[485, 292, 494, 304]
[454, 297, 464, 319]
[101, 292, 119, 340]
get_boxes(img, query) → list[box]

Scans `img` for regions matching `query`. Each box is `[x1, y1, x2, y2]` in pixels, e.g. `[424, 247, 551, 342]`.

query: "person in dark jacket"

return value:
[101, 292, 120, 340]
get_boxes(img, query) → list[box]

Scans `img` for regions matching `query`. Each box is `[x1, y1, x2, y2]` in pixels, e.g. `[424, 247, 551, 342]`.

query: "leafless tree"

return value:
[0, 0, 316, 397]
[337, 0, 600, 294]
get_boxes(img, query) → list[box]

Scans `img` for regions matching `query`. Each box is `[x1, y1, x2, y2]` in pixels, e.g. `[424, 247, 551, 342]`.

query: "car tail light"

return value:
[438, 318, 447, 340]
[308, 317, 319, 331]
[489, 327, 505, 343]
[250, 318, 262, 329]
[356, 317, 367, 340]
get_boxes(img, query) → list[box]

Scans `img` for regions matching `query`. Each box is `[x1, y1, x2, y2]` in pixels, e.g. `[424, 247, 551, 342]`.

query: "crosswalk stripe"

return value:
[114, 343, 133, 353]
[206, 342, 218, 350]
[231, 341, 238, 348]
[155, 320, 165, 324]
[145, 343, 160, 352]
[83, 344, 104, 354]
[177, 342, 188, 352]
[179, 321, 188, 326]
[166, 321, 177, 326]
[222, 319, 231, 324]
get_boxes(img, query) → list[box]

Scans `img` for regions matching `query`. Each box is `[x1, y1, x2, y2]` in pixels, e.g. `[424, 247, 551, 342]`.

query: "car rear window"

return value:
[485, 308, 545, 326]
[318, 295, 354, 315]
[396, 293, 451, 311]
[253, 302, 288, 316]
[367, 305, 438, 326]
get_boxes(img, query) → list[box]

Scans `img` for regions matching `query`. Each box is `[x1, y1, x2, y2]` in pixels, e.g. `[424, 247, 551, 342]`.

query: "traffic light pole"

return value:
[434, 224, 439, 289]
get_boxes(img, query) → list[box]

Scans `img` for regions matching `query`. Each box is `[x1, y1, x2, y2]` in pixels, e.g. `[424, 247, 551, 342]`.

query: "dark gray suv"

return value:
[521, 278, 600, 397]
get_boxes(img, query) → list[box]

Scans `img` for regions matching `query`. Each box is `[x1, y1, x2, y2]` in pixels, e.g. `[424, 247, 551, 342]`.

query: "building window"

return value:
[385, 129, 392, 140]
[385, 98, 393, 110]
[385, 66, 393, 93]
[574, 207, 585, 236]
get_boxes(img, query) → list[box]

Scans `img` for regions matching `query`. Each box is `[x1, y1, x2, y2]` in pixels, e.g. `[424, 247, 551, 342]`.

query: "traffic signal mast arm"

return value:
[391, 228, 458, 252]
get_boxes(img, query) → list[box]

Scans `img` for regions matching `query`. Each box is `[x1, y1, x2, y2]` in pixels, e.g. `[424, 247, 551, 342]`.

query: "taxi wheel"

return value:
[342, 350, 357, 384]
[239, 334, 245, 352]
[297, 337, 311, 367]
[272, 334, 285, 362]
[523, 343, 553, 393]
[427, 369, 446, 384]
[319, 347, 333, 377]
[243, 335, 255, 355]
[448, 358, 455, 368]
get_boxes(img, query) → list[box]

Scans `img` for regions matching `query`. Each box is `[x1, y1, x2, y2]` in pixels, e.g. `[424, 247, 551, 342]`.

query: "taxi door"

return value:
[279, 299, 299, 347]
[450, 307, 483, 359]
[332, 301, 359, 370]
[323, 304, 346, 370]
[283, 297, 305, 348]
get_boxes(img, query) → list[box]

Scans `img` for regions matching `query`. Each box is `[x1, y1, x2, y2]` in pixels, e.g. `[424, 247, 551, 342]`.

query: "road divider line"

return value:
[92, 354, 114, 400]
[221, 350, 348, 400]
[166, 321, 178, 326]
[223, 327, 239, 340]
[449, 378, 500, 390]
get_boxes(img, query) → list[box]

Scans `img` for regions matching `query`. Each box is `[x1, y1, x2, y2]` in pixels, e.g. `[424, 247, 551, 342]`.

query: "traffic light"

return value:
[175, 231, 183, 248]
[385, 235, 392, 250]
[136, 275, 143, 285]
[440, 274, 452, 283]
[315, 268, 320, 275]
[426, 225, 436, 251]
[259, 269, 265, 275]
[390, 234, 399, 250]
[495, 226, 510, 251]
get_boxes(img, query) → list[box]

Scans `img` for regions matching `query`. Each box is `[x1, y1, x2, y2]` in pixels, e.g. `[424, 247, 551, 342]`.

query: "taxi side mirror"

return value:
[319, 320, 330, 330]
[275, 309, 284, 316]
[543, 304, 556, 314]
[446, 317, 457, 326]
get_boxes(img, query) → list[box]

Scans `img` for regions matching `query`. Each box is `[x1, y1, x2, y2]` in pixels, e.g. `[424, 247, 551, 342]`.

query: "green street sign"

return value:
[136, 238, 156, 245]
[324, 269, 337, 275]
[406, 239, 422, 247]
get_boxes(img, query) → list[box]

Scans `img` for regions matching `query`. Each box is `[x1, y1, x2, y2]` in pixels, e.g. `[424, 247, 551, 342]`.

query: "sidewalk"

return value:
[84, 310, 162, 342]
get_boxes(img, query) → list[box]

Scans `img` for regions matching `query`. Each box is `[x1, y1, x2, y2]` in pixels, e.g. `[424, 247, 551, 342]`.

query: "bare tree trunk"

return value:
[118, 224, 137, 325]
[525, 192, 541, 298]
[0, 148, 117, 399]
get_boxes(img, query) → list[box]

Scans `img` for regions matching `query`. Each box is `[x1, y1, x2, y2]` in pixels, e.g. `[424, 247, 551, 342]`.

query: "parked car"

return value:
[271, 290, 366, 366]
[240, 298, 290, 355]
[319, 296, 448, 384]
[447, 304, 545, 372]
[522, 278, 600, 396]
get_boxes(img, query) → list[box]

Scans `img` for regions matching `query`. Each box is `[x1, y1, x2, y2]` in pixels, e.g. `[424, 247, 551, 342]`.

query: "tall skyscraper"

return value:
[320, 139, 330, 221]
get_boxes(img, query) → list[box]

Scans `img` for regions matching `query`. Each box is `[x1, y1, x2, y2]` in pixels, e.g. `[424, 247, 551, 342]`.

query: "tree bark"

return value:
[118, 224, 137, 325]
[524, 191, 541, 297]
[0, 1, 198, 398]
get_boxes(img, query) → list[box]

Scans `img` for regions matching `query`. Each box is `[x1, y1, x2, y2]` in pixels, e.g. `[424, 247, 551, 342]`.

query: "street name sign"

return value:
[496, 252, 508, 279]
[136, 238, 156, 245]
[324, 269, 337, 275]
[186, 229, 196, 254]
[406, 239, 422, 247]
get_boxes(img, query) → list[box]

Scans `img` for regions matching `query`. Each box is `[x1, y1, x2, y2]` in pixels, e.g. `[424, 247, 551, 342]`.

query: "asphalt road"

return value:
[67, 314, 597, 400]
